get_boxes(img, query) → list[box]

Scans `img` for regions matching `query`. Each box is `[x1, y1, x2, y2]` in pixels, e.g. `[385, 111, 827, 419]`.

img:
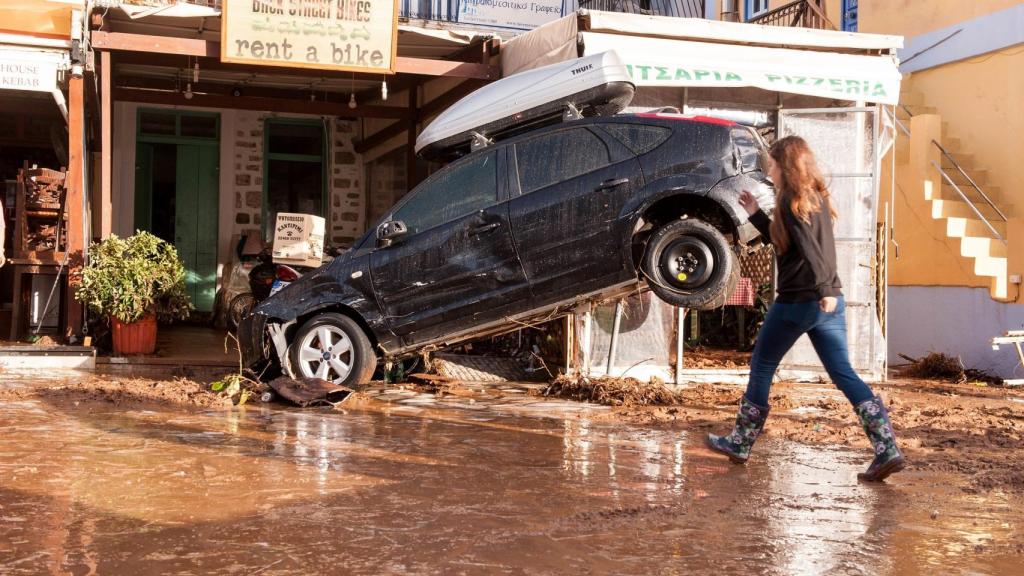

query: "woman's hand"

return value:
[738, 190, 760, 216]
[820, 297, 837, 313]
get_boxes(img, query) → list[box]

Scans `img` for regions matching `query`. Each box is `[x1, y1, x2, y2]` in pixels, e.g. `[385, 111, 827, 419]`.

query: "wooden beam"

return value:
[114, 88, 414, 120]
[65, 74, 85, 339]
[353, 120, 405, 154]
[407, 87, 419, 188]
[100, 51, 112, 238]
[91, 31, 499, 80]
[419, 80, 485, 119]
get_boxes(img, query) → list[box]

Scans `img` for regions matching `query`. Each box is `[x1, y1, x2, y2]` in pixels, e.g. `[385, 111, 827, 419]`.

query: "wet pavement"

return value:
[1, 379, 1022, 575]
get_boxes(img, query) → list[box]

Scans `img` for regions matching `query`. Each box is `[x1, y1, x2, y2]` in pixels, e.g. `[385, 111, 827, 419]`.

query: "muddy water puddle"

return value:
[1, 387, 1022, 575]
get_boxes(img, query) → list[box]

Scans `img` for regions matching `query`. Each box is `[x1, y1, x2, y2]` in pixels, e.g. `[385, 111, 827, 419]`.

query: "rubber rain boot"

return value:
[854, 395, 906, 482]
[706, 396, 770, 464]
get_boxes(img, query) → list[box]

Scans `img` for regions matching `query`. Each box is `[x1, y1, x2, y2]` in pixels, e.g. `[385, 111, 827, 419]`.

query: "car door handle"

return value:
[470, 222, 501, 236]
[597, 178, 629, 190]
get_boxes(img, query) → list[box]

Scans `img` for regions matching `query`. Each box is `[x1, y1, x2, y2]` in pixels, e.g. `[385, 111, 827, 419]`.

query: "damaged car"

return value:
[238, 53, 774, 385]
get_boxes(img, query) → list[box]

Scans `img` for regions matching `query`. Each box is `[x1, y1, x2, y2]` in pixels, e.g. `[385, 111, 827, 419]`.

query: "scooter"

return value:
[227, 235, 338, 330]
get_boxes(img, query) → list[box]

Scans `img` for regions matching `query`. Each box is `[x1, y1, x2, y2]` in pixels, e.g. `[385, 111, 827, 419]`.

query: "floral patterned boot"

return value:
[706, 396, 770, 464]
[854, 395, 905, 482]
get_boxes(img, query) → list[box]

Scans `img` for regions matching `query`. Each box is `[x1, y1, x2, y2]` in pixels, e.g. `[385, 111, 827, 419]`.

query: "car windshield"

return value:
[732, 127, 770, 174]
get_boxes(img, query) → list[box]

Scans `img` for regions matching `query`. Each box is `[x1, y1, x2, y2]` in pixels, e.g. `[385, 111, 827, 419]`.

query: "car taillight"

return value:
[276, 266, 300, 282]
[634, 113, 737, 126]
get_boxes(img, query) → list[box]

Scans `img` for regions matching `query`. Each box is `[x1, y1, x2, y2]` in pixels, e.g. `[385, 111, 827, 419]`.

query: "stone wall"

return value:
[229, 112, 364, 247]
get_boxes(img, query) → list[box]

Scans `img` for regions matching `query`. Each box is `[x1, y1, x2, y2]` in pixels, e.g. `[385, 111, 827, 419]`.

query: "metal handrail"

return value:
[930, 160, 1007, 244]
[884, 106, 909, 137]
[932, 139, 1008, 222]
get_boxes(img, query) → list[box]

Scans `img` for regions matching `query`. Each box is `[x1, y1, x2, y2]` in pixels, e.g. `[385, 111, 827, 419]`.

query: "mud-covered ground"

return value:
[0, 372, 1022, 574]
[574, 378, 1024, 495]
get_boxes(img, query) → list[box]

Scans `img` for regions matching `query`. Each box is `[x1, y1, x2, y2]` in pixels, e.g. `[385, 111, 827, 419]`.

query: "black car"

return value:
[239, 114, 774, 385]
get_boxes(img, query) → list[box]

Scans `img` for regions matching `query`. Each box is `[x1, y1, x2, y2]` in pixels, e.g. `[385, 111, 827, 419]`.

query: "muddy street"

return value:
[1, 376, 1022, 575]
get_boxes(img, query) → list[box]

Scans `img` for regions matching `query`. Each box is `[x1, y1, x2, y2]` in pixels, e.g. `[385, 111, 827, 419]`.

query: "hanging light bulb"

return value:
[348, 92, 357, 109]
[184, 82, 194, 100]
[381, 80, 388, 101]
[193, 61, 199, 83]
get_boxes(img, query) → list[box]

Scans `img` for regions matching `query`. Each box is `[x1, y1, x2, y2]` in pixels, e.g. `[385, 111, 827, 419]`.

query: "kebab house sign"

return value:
[222, 0, 398, 73]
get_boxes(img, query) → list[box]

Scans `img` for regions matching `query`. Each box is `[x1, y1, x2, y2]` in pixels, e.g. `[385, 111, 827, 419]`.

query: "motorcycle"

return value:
[226, 235, 338, 331]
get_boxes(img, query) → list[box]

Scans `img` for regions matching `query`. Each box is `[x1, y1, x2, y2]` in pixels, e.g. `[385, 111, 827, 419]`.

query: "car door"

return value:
[369, 148, 530, 346]
[507, 125, 642, 305]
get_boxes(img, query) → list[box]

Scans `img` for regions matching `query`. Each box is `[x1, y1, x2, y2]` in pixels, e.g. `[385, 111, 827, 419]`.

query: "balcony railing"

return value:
[402, 0, 704, 26]
[749, 0, 836, 30]
[168, 0, 706, 30]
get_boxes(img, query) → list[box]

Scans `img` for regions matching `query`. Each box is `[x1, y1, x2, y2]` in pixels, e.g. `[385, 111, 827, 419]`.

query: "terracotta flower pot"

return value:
[111, 314, 158, 355]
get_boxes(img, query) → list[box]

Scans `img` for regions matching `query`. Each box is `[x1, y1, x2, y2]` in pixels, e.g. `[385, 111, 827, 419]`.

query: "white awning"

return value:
[581, 32, 902, 105]
[502, 12, 904, 105]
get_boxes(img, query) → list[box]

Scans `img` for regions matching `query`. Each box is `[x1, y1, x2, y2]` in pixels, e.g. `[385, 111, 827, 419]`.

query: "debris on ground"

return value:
[0, 376, 233, 409]
[543, 374, 686, 407]
[898, 352, 1002, 385]
[682, 346, 751, 369]
[267, 376, 353, 407]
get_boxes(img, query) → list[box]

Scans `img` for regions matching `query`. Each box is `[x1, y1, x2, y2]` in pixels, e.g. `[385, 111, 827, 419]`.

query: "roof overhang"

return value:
[502, 11, 905, 106]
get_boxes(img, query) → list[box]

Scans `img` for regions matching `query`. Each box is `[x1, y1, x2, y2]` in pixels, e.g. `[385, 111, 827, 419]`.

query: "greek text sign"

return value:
[221, 0, 398, 74]
[582, 33, 901, 105]
[0, 59, 58, 92]
[457, 0, 563, 31]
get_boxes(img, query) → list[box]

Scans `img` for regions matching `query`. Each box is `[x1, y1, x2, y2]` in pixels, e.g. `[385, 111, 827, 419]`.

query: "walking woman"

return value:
[706, 135, 904, 482]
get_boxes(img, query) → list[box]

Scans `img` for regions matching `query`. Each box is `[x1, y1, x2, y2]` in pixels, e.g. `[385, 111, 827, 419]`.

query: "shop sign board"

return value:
[0, 56, 58, 92]
[457, 0, 563, 31]
[221, 0, 399, 74]
[581, 33, 902, 105]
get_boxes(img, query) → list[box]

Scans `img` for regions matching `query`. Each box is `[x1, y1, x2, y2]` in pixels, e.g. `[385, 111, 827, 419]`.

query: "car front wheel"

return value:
[641, 218, 739, 310]
[288, 313, 377, 386]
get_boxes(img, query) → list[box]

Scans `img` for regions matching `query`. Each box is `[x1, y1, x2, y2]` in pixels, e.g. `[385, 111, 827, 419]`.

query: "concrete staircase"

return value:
[895, 90, 1012, 300]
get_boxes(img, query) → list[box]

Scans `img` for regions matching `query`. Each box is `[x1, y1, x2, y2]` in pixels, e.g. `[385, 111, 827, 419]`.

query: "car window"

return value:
[731, 127, 769, 174]
[515, 128, 611, 194]
[599, 124, 671, 156]
[391, 150, 497, 235]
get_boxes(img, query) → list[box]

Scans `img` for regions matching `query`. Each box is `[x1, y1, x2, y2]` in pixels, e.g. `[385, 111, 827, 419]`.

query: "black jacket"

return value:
[749, 203, 842, 302]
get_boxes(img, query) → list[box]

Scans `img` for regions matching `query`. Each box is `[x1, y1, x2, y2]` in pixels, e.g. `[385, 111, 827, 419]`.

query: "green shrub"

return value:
[76, 232, 193, 323]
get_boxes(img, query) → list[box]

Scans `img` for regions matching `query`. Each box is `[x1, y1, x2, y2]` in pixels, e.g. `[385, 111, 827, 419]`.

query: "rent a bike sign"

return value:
[221, 0, 399, 74]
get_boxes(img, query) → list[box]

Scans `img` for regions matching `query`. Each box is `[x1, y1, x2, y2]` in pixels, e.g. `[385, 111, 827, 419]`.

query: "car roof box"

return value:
[416, 51, 635, 161]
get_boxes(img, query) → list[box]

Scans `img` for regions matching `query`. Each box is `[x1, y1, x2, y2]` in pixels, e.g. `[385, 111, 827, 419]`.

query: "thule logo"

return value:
[570, 64, 594, 76]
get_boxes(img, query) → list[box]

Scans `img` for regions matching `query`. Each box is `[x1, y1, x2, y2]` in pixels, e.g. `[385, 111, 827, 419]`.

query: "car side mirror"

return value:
[376, 220, 408, 245]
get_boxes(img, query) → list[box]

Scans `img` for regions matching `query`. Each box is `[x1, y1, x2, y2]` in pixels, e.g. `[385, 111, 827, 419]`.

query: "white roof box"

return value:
[416, 51, 635, 161]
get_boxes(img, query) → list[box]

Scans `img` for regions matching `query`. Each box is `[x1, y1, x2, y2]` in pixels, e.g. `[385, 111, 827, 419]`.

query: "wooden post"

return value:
[64, 73, 85, 339]
[100, 50, 112, 238]
[406, 85, 419, 189]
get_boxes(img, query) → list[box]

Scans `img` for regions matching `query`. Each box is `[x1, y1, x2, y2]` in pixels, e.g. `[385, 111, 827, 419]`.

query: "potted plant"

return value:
[76, 232, 193, 355]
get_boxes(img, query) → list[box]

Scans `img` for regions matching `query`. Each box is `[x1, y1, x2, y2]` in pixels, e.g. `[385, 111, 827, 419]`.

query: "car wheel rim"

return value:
[658, 236, 714, 290]
[296, 325, 353, 383]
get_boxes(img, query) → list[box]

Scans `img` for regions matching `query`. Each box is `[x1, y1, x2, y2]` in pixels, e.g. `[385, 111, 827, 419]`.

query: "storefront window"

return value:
[264, 120, 325, 239]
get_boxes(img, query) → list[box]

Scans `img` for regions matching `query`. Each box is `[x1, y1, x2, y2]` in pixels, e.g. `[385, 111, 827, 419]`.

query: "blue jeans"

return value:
[745, 295, 874, 408]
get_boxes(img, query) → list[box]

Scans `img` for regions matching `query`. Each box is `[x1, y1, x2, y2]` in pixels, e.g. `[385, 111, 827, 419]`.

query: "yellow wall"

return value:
[0, 0, 83, 39]
[859, 0, 1020, 37]
[861, 1, 1024, 301]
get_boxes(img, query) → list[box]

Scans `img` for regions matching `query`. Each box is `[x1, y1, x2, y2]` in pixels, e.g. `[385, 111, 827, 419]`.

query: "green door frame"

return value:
[135, 108, 221, 233]
[135, 108, 221, 312]
[262, 117, 328, 238]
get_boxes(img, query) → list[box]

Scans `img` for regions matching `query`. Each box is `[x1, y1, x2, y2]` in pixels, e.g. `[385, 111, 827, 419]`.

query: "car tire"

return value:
[641, 218, 739, 311]
[228, 293, 256, 332]
[288, 313, 377, 386]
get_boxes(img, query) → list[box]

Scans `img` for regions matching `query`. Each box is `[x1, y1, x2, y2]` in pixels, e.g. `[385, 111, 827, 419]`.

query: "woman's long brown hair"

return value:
[768, 136, 838, 254]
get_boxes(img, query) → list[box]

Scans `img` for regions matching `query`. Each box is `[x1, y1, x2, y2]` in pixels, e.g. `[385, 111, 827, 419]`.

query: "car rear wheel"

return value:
[288, 313, 376, 386]
[641, 218, 739, 310]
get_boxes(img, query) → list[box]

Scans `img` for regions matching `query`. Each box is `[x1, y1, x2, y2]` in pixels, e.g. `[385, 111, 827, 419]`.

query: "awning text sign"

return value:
[581, 33, 901, 105]
[0, 58, 58, 92]
[457, 0, 563, 31]
[221, 0, 398, 74]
